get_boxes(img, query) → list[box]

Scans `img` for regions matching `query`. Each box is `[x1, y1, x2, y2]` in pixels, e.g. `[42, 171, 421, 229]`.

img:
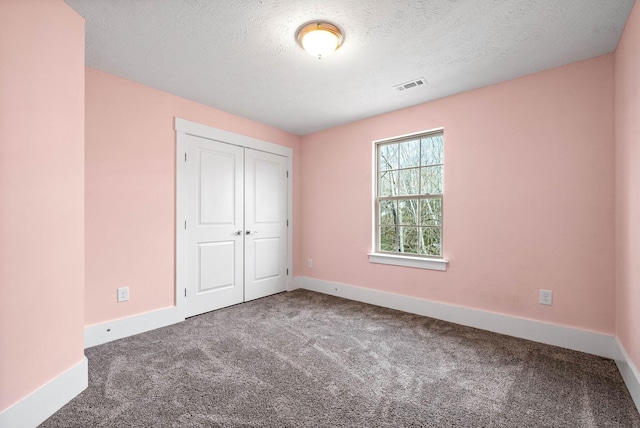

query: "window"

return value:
[370, 130, 446, 270]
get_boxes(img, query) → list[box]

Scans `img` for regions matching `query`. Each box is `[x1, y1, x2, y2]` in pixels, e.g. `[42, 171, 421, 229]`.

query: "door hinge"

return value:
[286, 268, 289, 275]
[184, 220, 187, 229]
[185, 153, 187, 162]
[286, 171, 289, 178]
[286, 219, 289, 227]
[184, 288, 187, 297]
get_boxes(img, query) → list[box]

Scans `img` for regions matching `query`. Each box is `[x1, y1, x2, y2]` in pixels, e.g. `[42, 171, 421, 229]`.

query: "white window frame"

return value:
[368, 129, 448, 271]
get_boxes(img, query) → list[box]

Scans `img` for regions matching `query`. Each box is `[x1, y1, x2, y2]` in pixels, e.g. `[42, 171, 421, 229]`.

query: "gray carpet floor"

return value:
[41, 290, 640, 427]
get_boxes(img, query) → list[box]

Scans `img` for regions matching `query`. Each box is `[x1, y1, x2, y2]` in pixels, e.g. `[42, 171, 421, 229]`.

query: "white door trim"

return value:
[175, 118, 293, 319]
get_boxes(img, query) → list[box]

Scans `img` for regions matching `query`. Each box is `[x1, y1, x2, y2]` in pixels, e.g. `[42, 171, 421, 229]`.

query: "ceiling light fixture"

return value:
[296, 21, 344, 59]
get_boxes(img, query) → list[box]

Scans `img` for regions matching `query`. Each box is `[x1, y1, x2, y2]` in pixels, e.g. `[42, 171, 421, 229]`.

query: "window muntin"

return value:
[376, 131, 443, 258]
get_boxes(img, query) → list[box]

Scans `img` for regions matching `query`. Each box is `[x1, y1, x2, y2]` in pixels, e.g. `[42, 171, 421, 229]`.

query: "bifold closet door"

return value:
[185, 135, 244, 317]
[184, 135, 288, 317]
[244, 148, 288, 301]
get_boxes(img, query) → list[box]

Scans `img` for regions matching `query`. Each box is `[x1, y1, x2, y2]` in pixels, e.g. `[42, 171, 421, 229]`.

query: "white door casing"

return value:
[176, 118, 293, 319]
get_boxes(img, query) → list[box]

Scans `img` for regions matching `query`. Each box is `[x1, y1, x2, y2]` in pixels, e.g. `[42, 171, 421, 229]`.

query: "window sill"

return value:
[368, 253, 448, 271]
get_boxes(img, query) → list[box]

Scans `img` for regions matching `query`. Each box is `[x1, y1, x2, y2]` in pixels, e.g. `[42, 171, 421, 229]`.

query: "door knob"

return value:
[234, 230, 243, 235]
[246, 230, 258, 235]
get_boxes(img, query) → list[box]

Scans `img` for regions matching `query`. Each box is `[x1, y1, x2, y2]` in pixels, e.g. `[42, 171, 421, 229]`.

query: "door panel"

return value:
[254, 160, 281, 223]
[198, 241, 235, 291]
[244, 149, 288, 301]
[254, 237, 281, 280]
[199, 150, 237, 224]
[186, 135, 244, 317]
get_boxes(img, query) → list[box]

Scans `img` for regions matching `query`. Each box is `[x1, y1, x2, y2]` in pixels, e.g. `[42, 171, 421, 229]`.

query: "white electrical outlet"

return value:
[308, 259, 313, 268]
[539, 289, 553, 306]
[117, 287, 129, 302]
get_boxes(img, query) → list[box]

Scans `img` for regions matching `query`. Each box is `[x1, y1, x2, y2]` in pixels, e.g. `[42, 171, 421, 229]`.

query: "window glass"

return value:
[375, 131, 443, 258]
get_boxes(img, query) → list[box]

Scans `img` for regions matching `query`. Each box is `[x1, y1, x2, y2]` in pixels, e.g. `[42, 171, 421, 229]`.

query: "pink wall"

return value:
[85, 68, 301, 326]
[0, 0, 85, 411]
[300, 55, 616, 334]
[615, 1, 640, 373]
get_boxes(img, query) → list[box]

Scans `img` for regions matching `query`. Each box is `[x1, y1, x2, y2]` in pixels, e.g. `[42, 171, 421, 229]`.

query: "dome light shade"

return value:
[296, 22, 344, 59]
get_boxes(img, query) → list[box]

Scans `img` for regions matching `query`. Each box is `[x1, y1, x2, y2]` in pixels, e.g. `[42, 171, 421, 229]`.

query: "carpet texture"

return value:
[41, 290, 640, 427]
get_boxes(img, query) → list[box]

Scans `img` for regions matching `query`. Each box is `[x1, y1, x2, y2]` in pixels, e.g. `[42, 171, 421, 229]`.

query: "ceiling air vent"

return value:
[393, 78, 427, 92]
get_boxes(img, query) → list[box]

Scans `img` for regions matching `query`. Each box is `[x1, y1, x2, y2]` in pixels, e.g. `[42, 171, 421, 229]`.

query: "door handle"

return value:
[233, 230, 243, 235]
[246, 230, 258, 235]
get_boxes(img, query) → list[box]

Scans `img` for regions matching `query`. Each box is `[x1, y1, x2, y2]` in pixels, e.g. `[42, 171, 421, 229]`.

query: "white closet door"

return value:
[244, 148, 288, 301]
[185, 135, 244, 317]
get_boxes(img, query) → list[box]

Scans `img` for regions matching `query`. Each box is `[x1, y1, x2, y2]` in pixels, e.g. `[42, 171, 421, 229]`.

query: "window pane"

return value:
[399, 139, 421, 168]
[420, 227, 442, 256]
[421, 165, 443, 195]
[421, 135, 443, 166]
[379, 170, 397, 196]
[420, 198, 442, 226]
[379, 144, 398, 171]
[376, 132, 444, 259]
[380, 226, 398, 252]
[398, 199, 418, 225]
[399, 226, 419, 254]
[379, 200, 397, 225]
[398, 168, 420, 196]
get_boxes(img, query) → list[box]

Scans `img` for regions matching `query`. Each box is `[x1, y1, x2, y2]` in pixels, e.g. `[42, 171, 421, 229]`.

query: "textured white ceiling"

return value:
[64, 0, 635, 136]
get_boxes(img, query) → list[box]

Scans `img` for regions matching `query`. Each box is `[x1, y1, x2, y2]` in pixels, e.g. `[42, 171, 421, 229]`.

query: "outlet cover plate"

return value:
[539, 289, 553, 306]
[117, 287, 129, 302]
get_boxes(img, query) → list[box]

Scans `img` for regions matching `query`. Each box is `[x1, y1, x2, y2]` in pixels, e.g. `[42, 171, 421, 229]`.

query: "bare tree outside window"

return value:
[377, 131, 443, 257]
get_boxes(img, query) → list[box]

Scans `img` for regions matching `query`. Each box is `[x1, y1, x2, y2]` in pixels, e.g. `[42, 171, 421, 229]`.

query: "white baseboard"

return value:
[288, 277, 302, 291]
[85, 306, 183, 348]
[296, 277, 616, 359]
[615, 338, 640, 412]
[0, 357, 88, 428]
